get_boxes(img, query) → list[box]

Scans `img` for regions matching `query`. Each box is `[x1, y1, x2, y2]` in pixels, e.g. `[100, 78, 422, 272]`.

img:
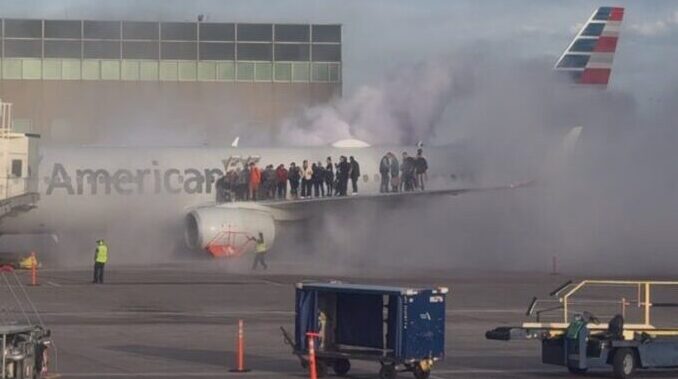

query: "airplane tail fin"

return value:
[554, 6, 624, 87]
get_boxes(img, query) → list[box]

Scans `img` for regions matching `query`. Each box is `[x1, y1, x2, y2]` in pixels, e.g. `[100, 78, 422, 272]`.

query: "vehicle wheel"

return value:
[568, 367, 588, 375]
[413, 363, 431, 379]
[315, 360, 328, 378]
[379, 363, 397, 379]
[333, 359, 351, 376]
[612, 348, 637, 379]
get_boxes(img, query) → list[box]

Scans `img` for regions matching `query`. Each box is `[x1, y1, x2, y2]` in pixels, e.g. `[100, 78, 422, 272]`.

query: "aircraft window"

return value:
[569, 38, 597, 53]
[11, 160, 22, 177]
[581, 23, 605, 37]
[373, 174, 380, 182]
[363, 174, 369, 183]
[556, 54, 589, 68]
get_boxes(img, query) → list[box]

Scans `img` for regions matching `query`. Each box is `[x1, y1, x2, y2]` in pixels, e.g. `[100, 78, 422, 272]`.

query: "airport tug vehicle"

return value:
[282, 282, 447, 379]
[486, 280, 678, 378]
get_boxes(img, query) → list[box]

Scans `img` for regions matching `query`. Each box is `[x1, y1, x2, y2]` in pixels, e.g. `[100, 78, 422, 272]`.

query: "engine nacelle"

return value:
[185, 207, 275, 257]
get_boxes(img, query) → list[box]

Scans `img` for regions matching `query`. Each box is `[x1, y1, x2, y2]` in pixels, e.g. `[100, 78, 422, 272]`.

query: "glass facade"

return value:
[0, 19, 341, 83]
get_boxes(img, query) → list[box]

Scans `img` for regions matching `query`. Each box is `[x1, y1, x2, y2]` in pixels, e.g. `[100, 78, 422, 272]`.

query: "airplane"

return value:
[0, 6, 623, 259]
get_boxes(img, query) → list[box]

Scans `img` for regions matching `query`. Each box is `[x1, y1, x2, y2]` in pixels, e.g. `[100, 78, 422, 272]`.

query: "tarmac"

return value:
[4, 261, 678, 379]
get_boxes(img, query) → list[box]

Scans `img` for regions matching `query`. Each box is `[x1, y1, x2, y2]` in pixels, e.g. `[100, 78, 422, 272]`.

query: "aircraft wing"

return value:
[245, 181, 534, 220]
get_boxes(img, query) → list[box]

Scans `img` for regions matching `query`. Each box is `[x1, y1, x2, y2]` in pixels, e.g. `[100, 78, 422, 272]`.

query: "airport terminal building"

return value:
[0, 19, 342, 144]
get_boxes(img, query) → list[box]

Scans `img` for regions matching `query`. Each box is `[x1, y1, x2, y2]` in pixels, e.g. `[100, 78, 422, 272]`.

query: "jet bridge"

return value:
[0, 100, 39, 220]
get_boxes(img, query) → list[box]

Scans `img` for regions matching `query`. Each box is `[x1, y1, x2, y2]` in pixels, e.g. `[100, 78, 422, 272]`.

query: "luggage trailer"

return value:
[486, 280, 678, 378]
[282, 282, 448, 379]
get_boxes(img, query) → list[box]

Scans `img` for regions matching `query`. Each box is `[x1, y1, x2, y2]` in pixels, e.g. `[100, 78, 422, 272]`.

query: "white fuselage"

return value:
[0, 145, 469, 235]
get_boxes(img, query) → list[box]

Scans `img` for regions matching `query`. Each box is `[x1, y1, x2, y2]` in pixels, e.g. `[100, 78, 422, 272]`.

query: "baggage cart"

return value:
[282, 282, 447, 379]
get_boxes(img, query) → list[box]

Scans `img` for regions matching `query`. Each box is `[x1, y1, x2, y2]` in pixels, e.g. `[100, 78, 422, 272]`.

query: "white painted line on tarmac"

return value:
[47, 281, 62, 287]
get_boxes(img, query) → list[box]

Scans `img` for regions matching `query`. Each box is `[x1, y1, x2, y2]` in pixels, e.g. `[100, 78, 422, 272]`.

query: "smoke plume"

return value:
[272, 47, 678, 276]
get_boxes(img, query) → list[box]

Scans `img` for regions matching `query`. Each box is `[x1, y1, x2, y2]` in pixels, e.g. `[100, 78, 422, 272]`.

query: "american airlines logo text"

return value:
[45, 156, 262, 195]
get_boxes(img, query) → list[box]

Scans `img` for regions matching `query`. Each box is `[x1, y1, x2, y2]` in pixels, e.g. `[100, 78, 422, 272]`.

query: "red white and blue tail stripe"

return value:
[555, 6, 624, 87]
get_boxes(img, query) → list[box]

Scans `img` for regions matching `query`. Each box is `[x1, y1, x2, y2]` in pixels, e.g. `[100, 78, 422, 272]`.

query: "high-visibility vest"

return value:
[255, 240, 267, 254]
[96, 244, 108, 263]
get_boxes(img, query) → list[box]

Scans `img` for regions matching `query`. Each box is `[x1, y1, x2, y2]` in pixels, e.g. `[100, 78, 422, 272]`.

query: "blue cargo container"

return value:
[282, 282, 448, 379]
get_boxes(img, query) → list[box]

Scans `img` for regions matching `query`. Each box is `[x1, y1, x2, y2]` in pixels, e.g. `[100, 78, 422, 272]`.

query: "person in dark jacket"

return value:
[379, 153, 390, 193]
[415, 148, 428, 191]
[240, 164, 250, 201]
[325, 157, 334, 196]
[311, 163, 323, 197]
[401, 152, 416, 192]
[227, 169, 239, 200]
[288, 162, 300, 199]
[317, 161, 326, 197]
[215, 175, 227, 203]
[389, 152, 400, 192]
[265, 164, 276, 199]
[276, 164, 288, 199]
[349, 156, 360, 194]
[336, 156, 350, 196]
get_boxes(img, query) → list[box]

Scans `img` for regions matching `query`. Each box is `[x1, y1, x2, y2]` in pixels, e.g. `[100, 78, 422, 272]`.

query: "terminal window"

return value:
[123, 22, 158, 40]
[4, 19, 41, 38]
[44, 20, 81, 39]
[161, 22, 197, 41]
[199, 23, 235, 41]
[312, 25, 341, 42]
[275, 25, 309, 42]
[11, 160, 22, 177]
[275, 44, 309, 61]
[84, 21, 121, 39]
[237, 24, 272, 42]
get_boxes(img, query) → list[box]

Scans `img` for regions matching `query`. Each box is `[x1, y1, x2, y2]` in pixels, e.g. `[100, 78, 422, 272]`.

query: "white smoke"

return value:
[277, 59, 461, 146]
[271, 47, 678, 276]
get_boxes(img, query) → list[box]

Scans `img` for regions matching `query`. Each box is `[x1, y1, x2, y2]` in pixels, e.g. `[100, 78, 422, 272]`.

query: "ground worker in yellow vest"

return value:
[93, 239, 108, 284]
[248, 232, 268, 271]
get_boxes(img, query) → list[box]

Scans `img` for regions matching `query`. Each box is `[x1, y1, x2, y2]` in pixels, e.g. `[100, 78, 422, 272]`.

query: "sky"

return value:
[0, 0, 677, 106]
